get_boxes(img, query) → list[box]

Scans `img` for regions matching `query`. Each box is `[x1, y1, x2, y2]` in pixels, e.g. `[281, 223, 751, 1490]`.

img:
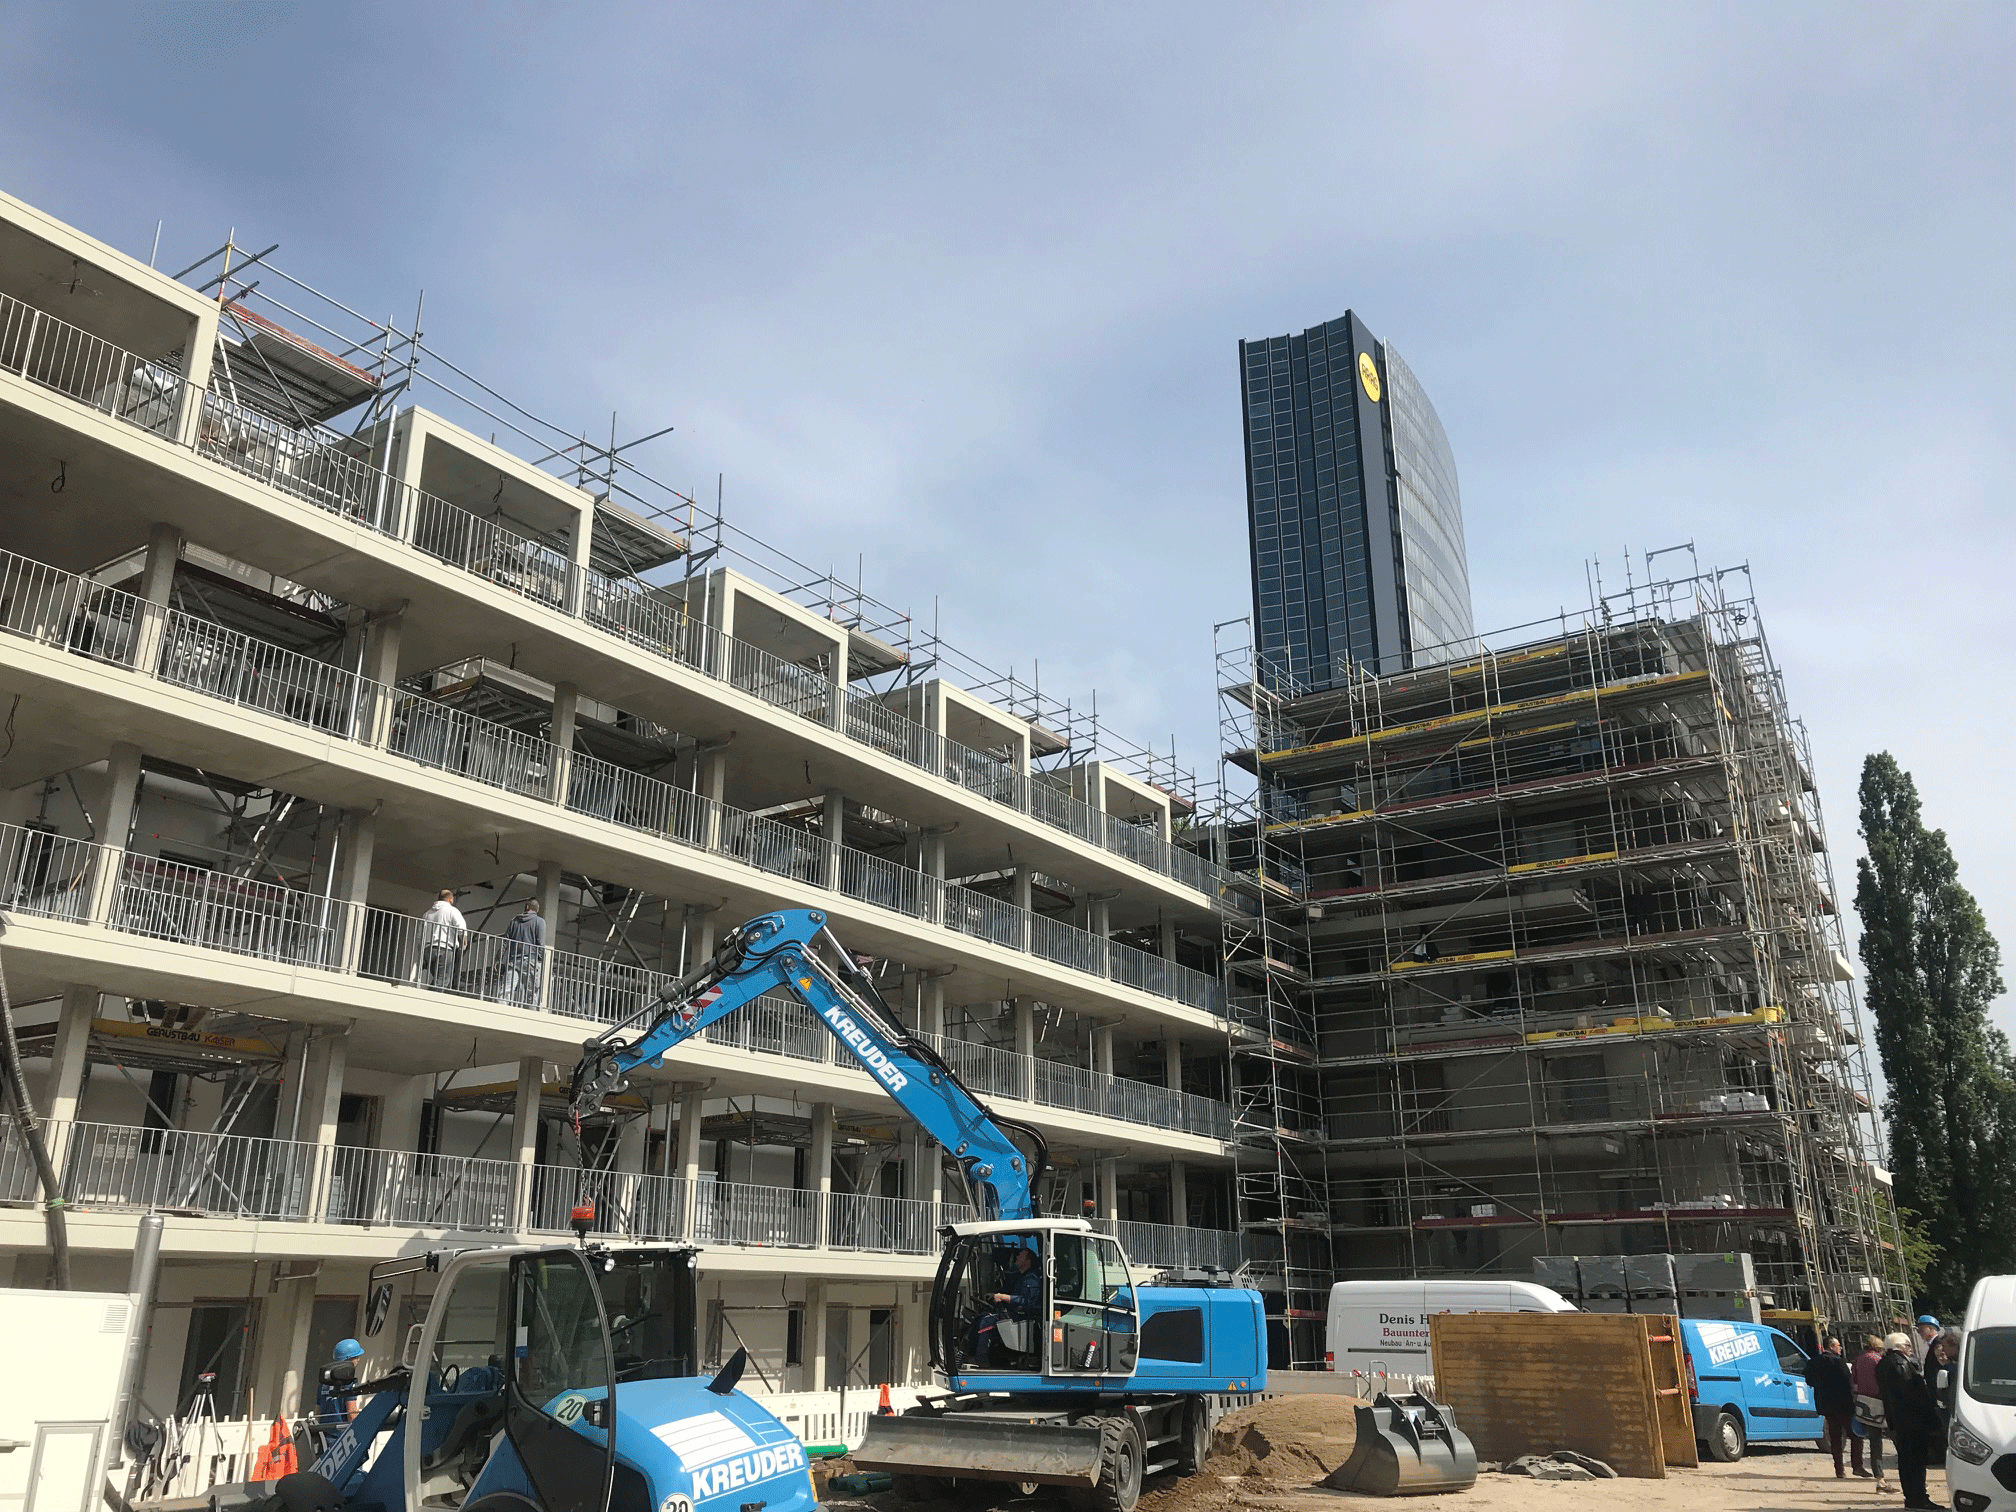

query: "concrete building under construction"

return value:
[0, 189, 1241, 1450]
[1214, 566, 1908, 1367]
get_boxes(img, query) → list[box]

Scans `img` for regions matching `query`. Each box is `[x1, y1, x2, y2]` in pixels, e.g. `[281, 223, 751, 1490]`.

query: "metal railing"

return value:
[328, 1146, 521, 1231]
[61, 1120, 320, 1220]
[0, 539, 1232, 1016]
[924, 1034, 1232, 1139]
[0, 816, 1236, 1150]
[410, 488, 571, 610]
[692, 1178, 821, 1248]
[196, 389, 395, 531]
[0, 819, 100, 921]
[826, 1190, 937, 1254]
[0, 290, 183, 436]
[113, 853, 347, 969]
[2, 308, 1233, 901]
[1098, 1218, 1244, 1274]
[0, 1119, 975, 1255]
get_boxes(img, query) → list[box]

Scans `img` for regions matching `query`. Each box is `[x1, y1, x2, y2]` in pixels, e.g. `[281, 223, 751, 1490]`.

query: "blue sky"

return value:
[4, 2, 2012, 1027]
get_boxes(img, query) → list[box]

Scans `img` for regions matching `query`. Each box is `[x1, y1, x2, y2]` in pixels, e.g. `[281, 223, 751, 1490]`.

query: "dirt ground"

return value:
[833, 1396, 1958, 1512]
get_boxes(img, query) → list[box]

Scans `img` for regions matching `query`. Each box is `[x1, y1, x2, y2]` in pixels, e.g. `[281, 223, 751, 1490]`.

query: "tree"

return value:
[1856, 751, 2016, 1313]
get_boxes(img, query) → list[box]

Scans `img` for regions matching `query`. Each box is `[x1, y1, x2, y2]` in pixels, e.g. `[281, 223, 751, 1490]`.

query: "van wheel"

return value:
[1704, 1411, 1747, 1462]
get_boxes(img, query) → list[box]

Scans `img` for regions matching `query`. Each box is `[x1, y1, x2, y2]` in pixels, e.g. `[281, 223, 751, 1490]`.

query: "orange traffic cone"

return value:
[877, 1383, 893, 1416]
[250, 1420, 296, 1481]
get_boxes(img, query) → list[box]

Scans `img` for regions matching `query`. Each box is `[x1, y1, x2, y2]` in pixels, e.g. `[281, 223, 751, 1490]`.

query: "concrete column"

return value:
[806, 1281, 829, 1391]
[361, 611, 404, 746]
[253, 1271, 318, 1419]
[1013, 1000, 1036, 1102]
[276, 1278, 322, 1418]
[549, 682, 579, 807]
[810, 1103, 835, 1247]
[1013, 866, 1034, 951]
[130, 523, 180, 670]
[1169, 1160, 1189, 1228]
[1093, 1025, 1115, 1079]
[1159, 916, 1179, 961]
[512, 1057, 543, 1232]
[536, 860, 564, 1010]
[335, 808, 377, 972]
[922, 831, 946, 924]
[676, 1087, 705, 1239]
[700, 748, 728, 851]
[1090, 899, 1112, 978]
[172, 305, 219, 447]
[823, 788, 844, 891]
[44, 985, 99, 1157]
[827, 641, 850, 732]
[564, 502, 596, 615]
[1097, 1158, 1119, 1222]
[297, 1029, 349, 1221]
[1163, 1036, 1183, 1094]
[380, 1074, 426, 1155]
[86, 744, 142, 924]
[920, 978, 945, 1039]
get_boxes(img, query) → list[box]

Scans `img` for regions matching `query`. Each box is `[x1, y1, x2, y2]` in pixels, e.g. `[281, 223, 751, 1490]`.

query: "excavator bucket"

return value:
[1326, 1393, 1478, 1496]
[854, 1410, 1106, 1487]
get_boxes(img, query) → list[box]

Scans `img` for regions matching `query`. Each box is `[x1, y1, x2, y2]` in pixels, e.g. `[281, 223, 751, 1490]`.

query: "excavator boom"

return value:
[570, 907, 1044, 1221]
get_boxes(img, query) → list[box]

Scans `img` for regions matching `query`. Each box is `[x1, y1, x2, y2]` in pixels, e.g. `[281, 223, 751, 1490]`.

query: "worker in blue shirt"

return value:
[974, 1243, 1043, 1365]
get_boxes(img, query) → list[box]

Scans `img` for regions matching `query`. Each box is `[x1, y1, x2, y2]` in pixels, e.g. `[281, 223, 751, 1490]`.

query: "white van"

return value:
[1325, 1280, 1578, 1374]
[1945, 1273, 2016, 1512]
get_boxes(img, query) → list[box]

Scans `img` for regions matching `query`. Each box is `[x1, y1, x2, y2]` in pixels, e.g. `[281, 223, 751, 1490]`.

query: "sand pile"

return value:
[1206, 1396, 1364, 1485]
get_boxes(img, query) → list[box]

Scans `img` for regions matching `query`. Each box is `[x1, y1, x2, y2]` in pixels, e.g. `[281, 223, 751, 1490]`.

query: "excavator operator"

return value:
[975, 1241, 1043, 1365]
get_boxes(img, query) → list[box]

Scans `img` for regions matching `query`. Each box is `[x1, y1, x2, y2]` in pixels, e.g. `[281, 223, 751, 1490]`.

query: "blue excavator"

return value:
[232, 907, 1260, 1512]
[569, 907, 1267, 1512]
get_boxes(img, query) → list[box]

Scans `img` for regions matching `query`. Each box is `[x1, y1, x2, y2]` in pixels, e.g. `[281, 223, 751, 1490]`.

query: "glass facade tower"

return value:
[1241, 312, 1473, 689]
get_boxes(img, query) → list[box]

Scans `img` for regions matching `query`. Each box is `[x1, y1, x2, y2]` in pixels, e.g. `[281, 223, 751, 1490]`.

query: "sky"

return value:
[3, 2, 2012, 1029]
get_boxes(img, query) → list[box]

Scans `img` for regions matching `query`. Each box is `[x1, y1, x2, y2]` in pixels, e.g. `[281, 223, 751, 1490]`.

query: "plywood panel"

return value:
[1429, 1312, 1666, 1478]
[1639, 1315, 1700, 1468]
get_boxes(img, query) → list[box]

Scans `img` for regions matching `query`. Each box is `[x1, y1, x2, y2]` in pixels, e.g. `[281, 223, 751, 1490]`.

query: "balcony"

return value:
[0, 547, 1226, 1018]
[0, 1118, 975, 1257]
[0, 299, 1233, 906]
[0, 822, 1235, 1145]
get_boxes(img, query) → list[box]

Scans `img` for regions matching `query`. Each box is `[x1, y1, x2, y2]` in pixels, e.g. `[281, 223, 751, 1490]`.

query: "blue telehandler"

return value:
[569, 907, 1267, 1512]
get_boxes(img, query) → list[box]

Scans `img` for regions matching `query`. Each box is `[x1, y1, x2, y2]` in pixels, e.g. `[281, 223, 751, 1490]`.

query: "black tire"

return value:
[1070, 1418, 1144, 1512]
[1175, 1400, 1211, 1476]
[1704, 1410, 1747, 1463]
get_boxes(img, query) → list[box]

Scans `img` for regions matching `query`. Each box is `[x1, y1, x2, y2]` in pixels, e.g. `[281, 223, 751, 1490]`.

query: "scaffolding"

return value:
[1214, 564, 1906, 1338]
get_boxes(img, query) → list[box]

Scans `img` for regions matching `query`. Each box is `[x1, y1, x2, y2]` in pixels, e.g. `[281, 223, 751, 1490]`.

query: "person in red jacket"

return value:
[1851, 1335, 1888, 1483]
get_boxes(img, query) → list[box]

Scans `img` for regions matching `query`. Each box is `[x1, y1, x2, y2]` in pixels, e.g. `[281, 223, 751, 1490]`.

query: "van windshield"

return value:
[1965, 1327, 2016, 1406]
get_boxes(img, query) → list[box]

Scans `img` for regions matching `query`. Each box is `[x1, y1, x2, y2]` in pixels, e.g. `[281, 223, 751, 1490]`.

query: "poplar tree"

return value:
[1855, 752, 2016, 1312]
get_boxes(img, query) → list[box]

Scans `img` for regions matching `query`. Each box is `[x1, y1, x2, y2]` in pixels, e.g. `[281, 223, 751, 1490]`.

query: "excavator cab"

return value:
[931, 1220, 1140, 1384]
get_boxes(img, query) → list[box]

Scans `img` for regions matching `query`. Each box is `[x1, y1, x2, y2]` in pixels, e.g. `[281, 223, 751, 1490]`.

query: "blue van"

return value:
[1680, 1317, 1825, 1461]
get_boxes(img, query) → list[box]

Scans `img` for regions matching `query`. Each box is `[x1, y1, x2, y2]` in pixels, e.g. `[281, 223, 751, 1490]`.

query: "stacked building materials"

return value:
[1535, 1253, 1762, 1324]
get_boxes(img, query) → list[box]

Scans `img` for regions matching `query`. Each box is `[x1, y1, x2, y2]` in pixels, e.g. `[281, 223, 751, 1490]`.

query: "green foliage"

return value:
[1894, 1207, 1943, 1300]
[1856, 752, 2016, 1313]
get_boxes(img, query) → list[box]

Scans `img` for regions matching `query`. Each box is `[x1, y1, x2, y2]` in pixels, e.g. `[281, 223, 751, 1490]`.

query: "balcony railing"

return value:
[0, 1118, 972, 1256]
[1097, 1217, 1244, 1274]
[0, 290, 183, 437]
[923, 1033, 1233, 1140]
[0, 820, 1237, 1146]
[0, 546, 1227, 1018]
[0, 305, 1233, 901]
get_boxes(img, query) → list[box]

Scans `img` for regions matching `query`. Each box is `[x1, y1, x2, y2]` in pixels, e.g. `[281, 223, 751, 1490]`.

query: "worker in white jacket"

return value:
[420, 888, 468, 992]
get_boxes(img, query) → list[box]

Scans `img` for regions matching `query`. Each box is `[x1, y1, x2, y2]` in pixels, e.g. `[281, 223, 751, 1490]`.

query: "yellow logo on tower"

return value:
[1358, 351, 1382, 403]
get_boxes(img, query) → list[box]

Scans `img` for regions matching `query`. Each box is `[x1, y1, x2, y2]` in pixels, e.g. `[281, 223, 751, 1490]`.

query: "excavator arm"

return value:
[568, 907, 1045, 1221]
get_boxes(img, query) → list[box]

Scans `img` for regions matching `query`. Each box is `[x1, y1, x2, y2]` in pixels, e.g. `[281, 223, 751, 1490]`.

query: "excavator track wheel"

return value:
[1068, 1418, 1144, 1512]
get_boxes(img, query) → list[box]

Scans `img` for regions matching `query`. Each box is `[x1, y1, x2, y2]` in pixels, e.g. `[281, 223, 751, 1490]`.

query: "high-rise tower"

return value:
[1240, 313, 1473, 687]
